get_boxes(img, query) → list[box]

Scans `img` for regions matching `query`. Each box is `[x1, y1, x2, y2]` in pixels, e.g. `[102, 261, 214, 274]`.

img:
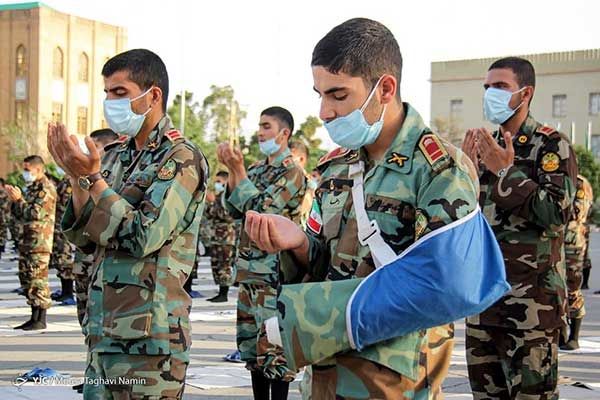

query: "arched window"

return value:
[16, 45, 26, 76]
[78, 52, 89, 82]
[53, 47, 64, 79]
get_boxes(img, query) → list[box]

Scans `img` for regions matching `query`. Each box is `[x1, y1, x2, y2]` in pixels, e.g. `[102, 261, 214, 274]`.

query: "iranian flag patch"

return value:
[307, 201, 323, 235]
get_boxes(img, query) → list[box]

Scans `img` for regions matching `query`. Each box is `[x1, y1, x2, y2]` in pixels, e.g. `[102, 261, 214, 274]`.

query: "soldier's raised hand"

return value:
[461, 129, 479, 165]
[244, 210, 306, 254]
[476, 128, 514, 176]
[217, 143, 244, 175]
[5, 185, 22, 202]
[48, 123, 100, 178]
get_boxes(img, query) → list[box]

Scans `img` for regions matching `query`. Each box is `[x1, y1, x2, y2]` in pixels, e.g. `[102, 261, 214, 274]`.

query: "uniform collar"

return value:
[378, 103, 429, 175]
[116, 115, 173, 153]
[501, 113, 540, 145]
[268, 147, 292, 168]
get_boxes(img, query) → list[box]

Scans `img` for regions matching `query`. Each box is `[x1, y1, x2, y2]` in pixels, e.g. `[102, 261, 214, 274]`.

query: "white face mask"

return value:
[103, 87, 153, 137]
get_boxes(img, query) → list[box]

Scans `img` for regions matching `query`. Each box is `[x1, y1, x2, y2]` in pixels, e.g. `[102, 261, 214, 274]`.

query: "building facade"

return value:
[0, 2, 126, 176]
[430, 49, 600, 158]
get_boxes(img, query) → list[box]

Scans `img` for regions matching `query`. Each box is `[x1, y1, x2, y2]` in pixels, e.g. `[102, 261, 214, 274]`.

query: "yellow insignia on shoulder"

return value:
[147, 140, 159, 150]
[157, 159, 177, 180]
[517, 135, 528, 144]
[38, 191, 46, 198]
[536, 125, 556, 136]
[576, 189, 585, 199]
[102, 170, 110, 178]
[541, 152, 560, 172]
[386, 152, 409, 167]
[66, 187, 72, 194]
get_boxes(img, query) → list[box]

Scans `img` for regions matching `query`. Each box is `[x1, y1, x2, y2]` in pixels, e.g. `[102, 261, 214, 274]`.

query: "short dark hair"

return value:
[312, 18, 403, 97]
[261, 106, 294, 134]
[216, 170, 229, 179]
[488, 57, 536, 88]
[289, 140, 309, 159]
[102, 49, 169, 112]
[0, 178, 5, 185]
[23, 155, 44, 166]
[90, 128, 119, 147]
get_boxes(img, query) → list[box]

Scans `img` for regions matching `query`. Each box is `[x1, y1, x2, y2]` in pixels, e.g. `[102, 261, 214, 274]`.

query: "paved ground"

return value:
[0, 233, 599, 399]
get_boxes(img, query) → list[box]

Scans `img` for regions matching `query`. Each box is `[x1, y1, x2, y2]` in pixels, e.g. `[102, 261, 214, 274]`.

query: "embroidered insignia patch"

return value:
[576, 189, 585, 199]
[102, 170, 111, 178]
[541, 152, 560, 172]
[147, 140, 159, 150]
[157, 159, 177, 180]
[307, 201, 323, 235]
[38, 191, 46, 198]
[318, 147, 351, 166]
[165, 130, 183, 142]
[517, 135, 528, 144]
[415, 209, 428, 238]
[419, 134, 450, 171]
[66, 187, 72, 194]
[537, 126, 556, 136]
[387, 152, 409, 167]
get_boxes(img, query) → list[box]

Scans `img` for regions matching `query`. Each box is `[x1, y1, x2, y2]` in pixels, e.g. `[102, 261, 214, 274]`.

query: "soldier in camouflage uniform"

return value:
[49, 49, 208, 399]
[581, 221, 593, 290]
[217, 106, 306, 399]
[0, 178, 9, 258]
[72, 128, 118, 328]
[9, 201, 23, 251]
[245, 18, 481, 399]
[560, 175, 593, 350]
[203, 170, 236, 302]
[462, 57, 578, 399]
[49, 175, 76, 304]
[6, 155, 57, 330]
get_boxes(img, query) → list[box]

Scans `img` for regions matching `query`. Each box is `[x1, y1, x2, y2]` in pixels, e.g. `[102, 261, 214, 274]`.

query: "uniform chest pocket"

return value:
[365, 194, 415, 250]
[101, 251, 156, 340]
[320, 190, 350, 240]
[120, 166, 157, 206]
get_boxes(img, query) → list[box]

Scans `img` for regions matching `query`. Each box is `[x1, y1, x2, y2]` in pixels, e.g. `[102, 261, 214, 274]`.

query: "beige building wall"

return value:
[0, 2, 126, 177]
[431, 49, 600, 157]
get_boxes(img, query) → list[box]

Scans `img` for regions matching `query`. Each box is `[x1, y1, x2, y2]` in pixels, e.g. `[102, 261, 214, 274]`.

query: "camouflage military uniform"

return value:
[564, 175, 593, 319]
[62, 116, 208, 399]
[225, 147, 306, 381]
[9, 202, 23, 249]
[73, 250, 94, 326]
[49, 178, 75, 280]
[204, 191, 236, 287]
[466, 115, 578, 400]
[275, 104, 479, 399]
[12, 175, 57, 309]
[0, 188, 10, 253]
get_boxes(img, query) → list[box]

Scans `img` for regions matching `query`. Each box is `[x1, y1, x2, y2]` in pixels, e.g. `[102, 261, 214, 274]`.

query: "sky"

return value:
[4, 0, 600, 149]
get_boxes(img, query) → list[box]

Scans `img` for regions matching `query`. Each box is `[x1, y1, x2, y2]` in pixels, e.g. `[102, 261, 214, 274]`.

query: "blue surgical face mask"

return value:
[214, 182, 225, 193]
[483, 87, 526, 125]
[259, 131, 282, 156]
[103, 87, 153, 137]
[324, 76, 387, 150]
[308, 178, 319, 190]
[22, 170, 34, 183]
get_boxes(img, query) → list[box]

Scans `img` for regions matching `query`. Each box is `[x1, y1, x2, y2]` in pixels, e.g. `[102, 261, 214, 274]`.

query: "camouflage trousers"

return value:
[0, 225, 7, 248]
[566, 259, 586, 319]
[84, 351, 188, 399]
[208, 244, 234, 287]
[9, 220, 21, 248]
[73, 253, 94, 327]
[237, 282, 296, 382]
[49, 236, 75, 280]
[18, 252, 52, 309]
[466, 324, 559, 400]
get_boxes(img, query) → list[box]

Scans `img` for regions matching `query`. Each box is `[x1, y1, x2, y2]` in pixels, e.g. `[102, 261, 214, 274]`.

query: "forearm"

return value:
[227, 166, 248, 192]
[69, 177, 92, 219]
[290, 235, 309, 268]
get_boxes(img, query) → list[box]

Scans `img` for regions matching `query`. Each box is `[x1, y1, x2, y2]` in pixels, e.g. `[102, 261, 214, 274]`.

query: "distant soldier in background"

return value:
[0, 178, 9, 259]
[561, 174, 594, 350]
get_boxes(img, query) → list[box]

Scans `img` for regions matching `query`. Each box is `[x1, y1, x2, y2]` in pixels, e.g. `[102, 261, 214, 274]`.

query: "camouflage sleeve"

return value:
[583, 223, 592, 268]
[490, 136, 577, 232]
[18, 187, 57, 223]
[81, 145, 204, 258]
[62, 198, 96, 252]
[226, 166, 306, 215]
[417, 153, 479, 237]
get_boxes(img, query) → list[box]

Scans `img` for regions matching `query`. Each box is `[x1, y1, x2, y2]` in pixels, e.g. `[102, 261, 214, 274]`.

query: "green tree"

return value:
[574, 146, 600, 201]
[295, 116, 326, 171]
[167, 92, 206, 147]
[201, 85, 247, 143]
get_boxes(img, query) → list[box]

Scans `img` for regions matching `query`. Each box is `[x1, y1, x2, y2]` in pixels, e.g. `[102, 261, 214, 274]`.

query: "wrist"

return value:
[495, 164, 513, 178]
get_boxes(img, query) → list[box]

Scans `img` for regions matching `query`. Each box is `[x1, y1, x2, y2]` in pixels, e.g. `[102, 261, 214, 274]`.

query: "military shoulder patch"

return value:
[317, 147, 352, 167]
[282, 158, 293, 168]
[101, 170, 111, 179]
[157, 159, 177, 180]
[38, 190, 46, 198]
[306, 201, 323, 235]
[536, 125, 556, 136]
[541, 152, 560, 172]
[576, 189, 585, 199]
[517, 134, 529, 144]
[165, 130, 183, 142]
[418, 134, 451, 173]
[386, 152, 409, 167]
